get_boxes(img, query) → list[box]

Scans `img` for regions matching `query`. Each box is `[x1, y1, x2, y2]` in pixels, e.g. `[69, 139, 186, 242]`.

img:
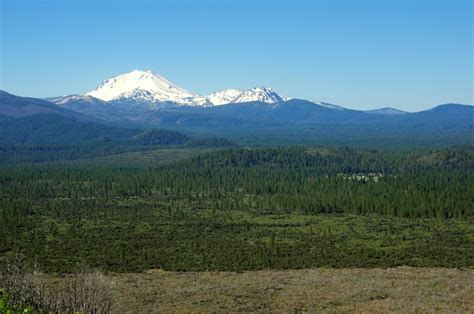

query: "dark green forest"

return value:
[0, 146, 473, 272]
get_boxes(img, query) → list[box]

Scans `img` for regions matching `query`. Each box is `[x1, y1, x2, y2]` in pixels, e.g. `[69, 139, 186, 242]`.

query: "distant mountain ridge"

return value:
[1, 69, 472, 139]
[50, 69, 453, 118]
[1, 89, 472, 148]
[49, 69, 432, 118]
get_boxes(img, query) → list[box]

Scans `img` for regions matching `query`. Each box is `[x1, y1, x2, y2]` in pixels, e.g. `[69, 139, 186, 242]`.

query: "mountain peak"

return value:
[231, 87, 283, 104]
[131, 69, 153, 74]
[85, 70, 210, 106]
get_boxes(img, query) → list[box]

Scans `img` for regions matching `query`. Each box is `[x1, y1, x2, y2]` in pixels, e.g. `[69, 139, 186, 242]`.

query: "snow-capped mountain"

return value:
[79, 71, 285, 107]
[207, 89, 242, 106]
[231, 87, 284, 104]
[86, 70, 210, 107]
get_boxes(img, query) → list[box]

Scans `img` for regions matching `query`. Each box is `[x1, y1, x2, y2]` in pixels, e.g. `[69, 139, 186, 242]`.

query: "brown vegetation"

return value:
[0, 255, 114, 313]
[111, 267, 473, 313]
[2, 261, 473, 313]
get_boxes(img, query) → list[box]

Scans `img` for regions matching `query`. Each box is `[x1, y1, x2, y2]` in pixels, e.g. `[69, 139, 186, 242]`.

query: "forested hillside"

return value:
[1, 147, 472, 272]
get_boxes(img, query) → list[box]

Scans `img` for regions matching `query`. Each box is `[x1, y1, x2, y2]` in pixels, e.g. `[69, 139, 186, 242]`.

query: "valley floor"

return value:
[47, 267, 474, 313]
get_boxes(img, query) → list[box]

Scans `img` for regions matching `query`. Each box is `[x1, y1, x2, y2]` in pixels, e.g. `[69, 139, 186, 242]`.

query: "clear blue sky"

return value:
[1, 0, 472, 111]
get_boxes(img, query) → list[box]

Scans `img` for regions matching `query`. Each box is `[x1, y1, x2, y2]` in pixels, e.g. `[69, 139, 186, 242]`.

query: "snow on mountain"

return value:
[367, 107, 407, 115]
[314, 101, 346, 111]
[231, 87, 284, 104]
[86, 70, 210, 106]
[82, 71, 287, 107]
[207, 89, 242, 106]
[50, 94, 106, 106]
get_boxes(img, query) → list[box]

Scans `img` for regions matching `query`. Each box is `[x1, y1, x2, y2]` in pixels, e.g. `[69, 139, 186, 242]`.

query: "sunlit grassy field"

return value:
[86, 267, 473, 312]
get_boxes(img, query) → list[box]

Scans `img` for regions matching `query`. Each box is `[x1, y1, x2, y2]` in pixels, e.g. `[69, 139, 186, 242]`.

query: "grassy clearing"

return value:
[52, 148, 206, 166]
[94, 267, 474, 312]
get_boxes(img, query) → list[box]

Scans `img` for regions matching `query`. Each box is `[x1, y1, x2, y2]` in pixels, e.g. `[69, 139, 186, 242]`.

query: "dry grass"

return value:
[107, 267, 474, 313]
[1, 254, 114, 313]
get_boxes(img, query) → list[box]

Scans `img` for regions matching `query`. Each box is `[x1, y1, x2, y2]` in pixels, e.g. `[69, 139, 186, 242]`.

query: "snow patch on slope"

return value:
[314, 101, 346, 111]
[207, 89, 242, 106]
[367, 107, 407, 115]
[50, 95, 106, 106]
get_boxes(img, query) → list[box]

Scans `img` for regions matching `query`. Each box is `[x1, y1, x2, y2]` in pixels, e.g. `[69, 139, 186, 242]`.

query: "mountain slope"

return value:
[50, 94, 108, 108]
[367, 107, 407, 115]
[406, 104, 473, 126]
[0, 90, 88, 119]
[315, 102, 347, 111]
[0, 114, 138, 145]
[200, 99, 370, 124]
[413, 103, 473, 118]
[49, 94, 138, 123]
[0, 91, 137, 145]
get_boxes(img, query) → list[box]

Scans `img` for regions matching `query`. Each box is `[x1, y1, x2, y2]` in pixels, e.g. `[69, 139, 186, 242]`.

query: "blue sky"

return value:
[1, 0, 472, 111]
